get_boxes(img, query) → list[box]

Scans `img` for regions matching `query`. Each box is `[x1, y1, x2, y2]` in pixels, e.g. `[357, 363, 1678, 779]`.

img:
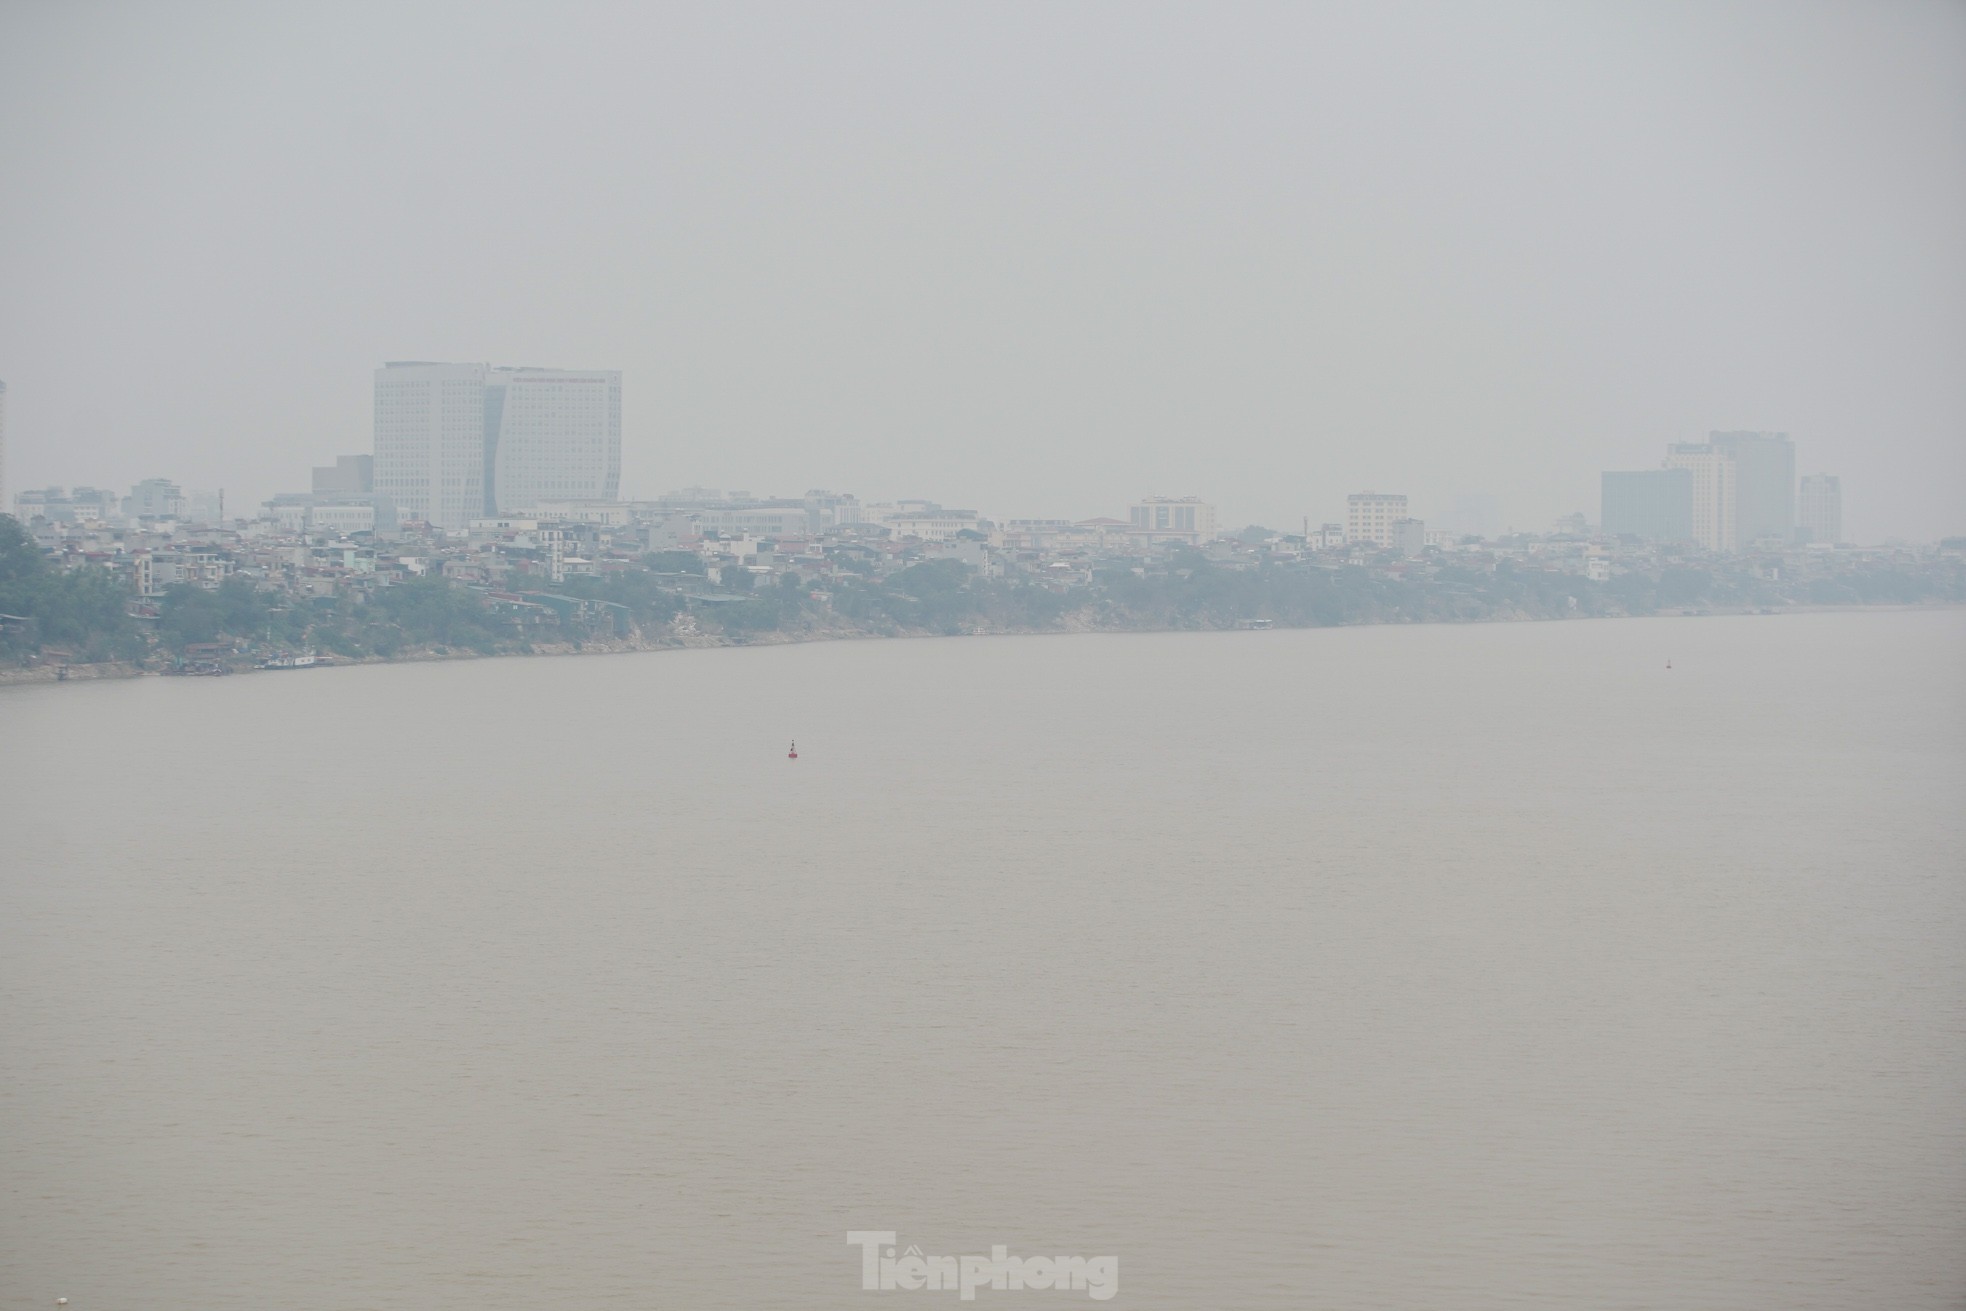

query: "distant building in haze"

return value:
[183, 490, 224, 525]
[123, 478, 186, 521]
[1128, 497, 1217, 546]
[694, 501, 824, 539]
[0, 379, 8, 518]
[1663, 445, 1737, 552]
[1645, 430, 1793, 553]
[13, 485, 119, 523]
[1438, 492, 1500, 541]
[374, 362, 620, 529]
[1799, 474, 1842, 545]
[374, 362, 491, 529]
[261, 453, 393, 538]
[313, 454, 373, 495]
[1707, 431, 1794, 547]
[1602, 468, 1693, 543]
[488, 368, 621, 512]
[1346, 493, 1407, 549]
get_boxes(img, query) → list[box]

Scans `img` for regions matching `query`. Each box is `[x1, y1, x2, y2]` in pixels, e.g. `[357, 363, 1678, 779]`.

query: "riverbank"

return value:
[6, 600, 1957, 688]
[0, 659, 147, 686]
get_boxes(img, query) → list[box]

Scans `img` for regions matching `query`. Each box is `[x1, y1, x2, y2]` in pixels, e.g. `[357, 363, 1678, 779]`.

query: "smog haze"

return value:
[0, 0, 1961, 540]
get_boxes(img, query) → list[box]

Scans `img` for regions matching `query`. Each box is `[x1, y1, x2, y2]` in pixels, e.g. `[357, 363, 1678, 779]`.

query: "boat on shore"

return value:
[257, 651, 325, 670]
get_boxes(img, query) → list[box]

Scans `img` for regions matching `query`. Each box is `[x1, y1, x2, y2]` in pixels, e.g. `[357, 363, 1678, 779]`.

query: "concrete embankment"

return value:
[0, 661, 146, 686]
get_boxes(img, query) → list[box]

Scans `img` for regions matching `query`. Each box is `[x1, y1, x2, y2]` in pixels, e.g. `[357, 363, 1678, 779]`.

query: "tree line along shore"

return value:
[3, 513, 1961, 682]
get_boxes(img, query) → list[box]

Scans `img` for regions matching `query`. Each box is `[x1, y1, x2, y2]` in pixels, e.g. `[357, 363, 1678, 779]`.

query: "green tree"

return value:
[0, 515, 140, 659]
[371, 576, 513, 653]
[0, 514, 42, 595]
[157, 577, 277, 652]
[645, 550, 705, 575]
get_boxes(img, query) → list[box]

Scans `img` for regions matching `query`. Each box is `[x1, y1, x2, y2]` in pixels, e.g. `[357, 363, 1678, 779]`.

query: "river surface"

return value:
[3, 610, 1963, 1310]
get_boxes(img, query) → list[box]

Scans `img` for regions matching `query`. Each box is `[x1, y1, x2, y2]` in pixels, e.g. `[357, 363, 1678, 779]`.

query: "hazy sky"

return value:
[1, 0, 1961, 540]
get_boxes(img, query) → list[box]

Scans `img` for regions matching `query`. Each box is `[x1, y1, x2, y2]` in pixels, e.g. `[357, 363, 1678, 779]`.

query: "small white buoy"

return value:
[57, 1300, 69, 1306]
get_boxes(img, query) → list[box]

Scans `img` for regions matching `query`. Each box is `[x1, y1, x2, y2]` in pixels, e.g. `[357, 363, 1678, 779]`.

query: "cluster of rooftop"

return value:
[9, 365, 1955, 675]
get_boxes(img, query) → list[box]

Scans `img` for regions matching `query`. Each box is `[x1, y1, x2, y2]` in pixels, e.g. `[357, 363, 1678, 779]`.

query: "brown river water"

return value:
[3, 610, 1962, 1308]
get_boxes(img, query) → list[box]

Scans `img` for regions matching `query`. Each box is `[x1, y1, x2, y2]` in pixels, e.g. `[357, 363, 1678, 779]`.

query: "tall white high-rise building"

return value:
[0, 379, 9, 519]
[374, 362, 496, 530]
[373, 362, 620, 529]
[1664, 444, 1737, 552]
[1799, 473, 1842, 545]
[488, 368, 621, 511]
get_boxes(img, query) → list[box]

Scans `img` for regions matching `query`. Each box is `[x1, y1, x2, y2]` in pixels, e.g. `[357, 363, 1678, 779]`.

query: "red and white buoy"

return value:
[788, 740, 799, 760]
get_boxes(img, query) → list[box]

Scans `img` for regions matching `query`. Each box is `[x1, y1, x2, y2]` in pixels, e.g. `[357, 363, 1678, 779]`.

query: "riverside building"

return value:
[1346, 492, 1408, 549]
[374, 362, 621, 529]
[1128, 497, 1218, 547]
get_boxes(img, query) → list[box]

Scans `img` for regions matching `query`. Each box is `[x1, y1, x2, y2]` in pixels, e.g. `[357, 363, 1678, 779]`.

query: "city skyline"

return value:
[2, 3, 1962, 543]
[1, 384, 1876, 548]
[0, 361, 1922, 545]
[4, 8, 1962, 1308]
[7, 466, 1876, 555]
